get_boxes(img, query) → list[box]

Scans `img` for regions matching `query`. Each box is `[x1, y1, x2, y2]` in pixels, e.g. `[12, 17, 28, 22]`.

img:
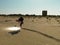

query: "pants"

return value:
[20, 21, 23, 27]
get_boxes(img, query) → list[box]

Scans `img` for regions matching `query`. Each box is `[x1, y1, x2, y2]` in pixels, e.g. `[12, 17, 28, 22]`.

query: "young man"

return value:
[17, 17, 24, 28]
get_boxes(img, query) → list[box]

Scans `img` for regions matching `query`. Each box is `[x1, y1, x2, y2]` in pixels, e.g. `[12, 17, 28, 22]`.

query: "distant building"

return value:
[42, 10, 47, 16]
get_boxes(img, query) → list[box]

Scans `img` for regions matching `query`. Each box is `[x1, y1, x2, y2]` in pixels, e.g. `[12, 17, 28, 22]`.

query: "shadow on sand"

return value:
[8, 30, 20, 35]
[22, 28, 60, 42]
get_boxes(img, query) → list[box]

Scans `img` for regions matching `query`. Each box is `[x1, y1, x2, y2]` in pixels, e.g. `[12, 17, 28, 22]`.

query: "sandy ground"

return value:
[0, 16, 60, 45]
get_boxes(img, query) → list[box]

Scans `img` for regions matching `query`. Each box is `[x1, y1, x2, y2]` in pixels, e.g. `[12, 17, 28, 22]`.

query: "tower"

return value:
[42, 10, 47, 16]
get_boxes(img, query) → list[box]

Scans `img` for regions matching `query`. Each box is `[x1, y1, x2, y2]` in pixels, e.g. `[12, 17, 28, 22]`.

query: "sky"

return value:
[0, 0, 60, 15]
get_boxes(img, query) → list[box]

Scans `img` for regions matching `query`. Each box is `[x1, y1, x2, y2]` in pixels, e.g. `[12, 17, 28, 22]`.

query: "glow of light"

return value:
[5, 27, 21, 31]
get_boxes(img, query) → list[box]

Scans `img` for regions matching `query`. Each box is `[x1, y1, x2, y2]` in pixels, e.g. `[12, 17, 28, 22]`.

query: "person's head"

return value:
[20, 17, 23, 18]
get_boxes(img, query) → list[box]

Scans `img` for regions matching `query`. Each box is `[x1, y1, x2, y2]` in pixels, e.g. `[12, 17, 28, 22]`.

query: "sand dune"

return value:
[0, 16, 60, 45]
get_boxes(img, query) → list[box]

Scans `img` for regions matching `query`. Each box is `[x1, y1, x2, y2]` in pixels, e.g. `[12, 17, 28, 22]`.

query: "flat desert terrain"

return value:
[0, 16, 60, 45]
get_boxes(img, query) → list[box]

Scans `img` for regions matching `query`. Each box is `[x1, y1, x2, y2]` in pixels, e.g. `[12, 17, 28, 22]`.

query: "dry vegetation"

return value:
[0, 15, 60, 45]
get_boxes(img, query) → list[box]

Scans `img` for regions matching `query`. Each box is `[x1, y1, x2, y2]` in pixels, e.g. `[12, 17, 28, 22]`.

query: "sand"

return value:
[0, 16, 60, 45]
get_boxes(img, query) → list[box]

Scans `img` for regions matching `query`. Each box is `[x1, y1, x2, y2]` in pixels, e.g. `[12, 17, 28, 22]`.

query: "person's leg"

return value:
[20, 22, 23, 28]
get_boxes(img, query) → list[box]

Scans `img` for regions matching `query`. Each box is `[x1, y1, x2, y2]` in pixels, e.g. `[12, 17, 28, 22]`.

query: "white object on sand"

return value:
[5, 27, 21, 31]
